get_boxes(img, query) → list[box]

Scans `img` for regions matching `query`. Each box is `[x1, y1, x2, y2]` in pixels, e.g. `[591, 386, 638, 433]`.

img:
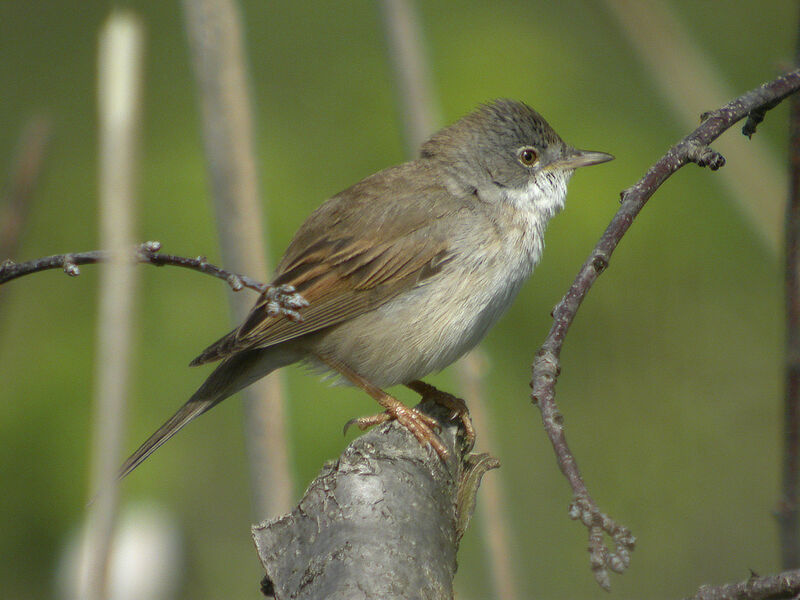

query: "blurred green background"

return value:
[0, 1, 795, 598]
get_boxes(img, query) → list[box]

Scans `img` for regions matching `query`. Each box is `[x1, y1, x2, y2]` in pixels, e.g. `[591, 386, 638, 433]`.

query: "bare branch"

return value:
[531, 68, 800, 589]
[0, 241, 267, 292]
[685, 569, 800, 600]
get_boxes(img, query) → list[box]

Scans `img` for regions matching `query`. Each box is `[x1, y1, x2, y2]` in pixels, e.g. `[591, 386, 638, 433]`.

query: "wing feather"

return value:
[190, 162, 460, 366]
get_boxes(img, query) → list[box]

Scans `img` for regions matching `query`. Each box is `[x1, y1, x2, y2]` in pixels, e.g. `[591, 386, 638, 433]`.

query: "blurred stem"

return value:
[379, 2, 517, 598]
[83, 12, 143, 600]
[182, 0, 294, 517]
[379, 0, 440, 153]
[456, 354, 518, 600]
[780, 10, 800, 570]
[0, 116, 51, 315]
[603, 0, 784, 254]
[0, 117, 51, 262]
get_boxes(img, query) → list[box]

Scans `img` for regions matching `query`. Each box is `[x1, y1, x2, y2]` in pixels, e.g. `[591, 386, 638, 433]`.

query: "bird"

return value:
[119, 99, 613, 478]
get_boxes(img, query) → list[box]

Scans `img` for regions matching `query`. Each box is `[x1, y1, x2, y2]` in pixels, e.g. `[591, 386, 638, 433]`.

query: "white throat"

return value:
[504, 169, 571, 222]
[497, 168, 571, 268]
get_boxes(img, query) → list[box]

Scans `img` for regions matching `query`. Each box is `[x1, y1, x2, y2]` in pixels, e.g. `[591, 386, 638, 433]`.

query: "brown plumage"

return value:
[189, 162, 456, 366]
[118, 100, 613, 479]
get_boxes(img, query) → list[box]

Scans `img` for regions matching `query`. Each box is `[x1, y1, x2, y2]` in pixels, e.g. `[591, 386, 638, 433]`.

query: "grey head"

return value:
[420, 99, 613, 203]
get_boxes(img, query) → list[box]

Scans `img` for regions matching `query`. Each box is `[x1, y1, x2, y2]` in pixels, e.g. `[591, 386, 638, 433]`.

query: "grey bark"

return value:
[252, 400, 498, 600]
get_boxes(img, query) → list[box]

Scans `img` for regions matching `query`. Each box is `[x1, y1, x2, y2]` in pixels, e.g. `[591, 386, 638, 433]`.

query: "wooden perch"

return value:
[252, 400, 498, 600]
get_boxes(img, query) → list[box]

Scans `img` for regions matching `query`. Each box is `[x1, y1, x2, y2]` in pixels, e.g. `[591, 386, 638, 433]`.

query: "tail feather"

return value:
[118, 394, 218, 480]
[118, 348, 283, 480]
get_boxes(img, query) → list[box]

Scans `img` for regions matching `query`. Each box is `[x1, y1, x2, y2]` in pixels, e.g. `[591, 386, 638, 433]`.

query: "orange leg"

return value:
[315, 353, 448, 459]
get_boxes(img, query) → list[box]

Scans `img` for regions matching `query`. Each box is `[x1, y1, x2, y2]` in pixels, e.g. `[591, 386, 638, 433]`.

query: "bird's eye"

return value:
[518, 147, 538, 166]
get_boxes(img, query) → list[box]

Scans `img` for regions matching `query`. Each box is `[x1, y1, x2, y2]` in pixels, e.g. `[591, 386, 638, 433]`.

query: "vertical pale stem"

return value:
[182, 0, 293, 517]
[0, 117, 51, 262]
[379, 2, 518, 597]
[457, 354, 518, 600]
[379, 0, 441, 152]
[82, 12, 143, 600]
[603, 0, 785, 254]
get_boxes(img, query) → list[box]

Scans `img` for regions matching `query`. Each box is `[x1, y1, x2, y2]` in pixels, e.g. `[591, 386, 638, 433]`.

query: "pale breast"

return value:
[315, 209, 544, 387]
[311, 170, 570, 388]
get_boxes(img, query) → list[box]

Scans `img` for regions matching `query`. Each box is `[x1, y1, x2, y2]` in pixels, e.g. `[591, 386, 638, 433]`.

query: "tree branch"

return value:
[0, 241, 267, 293]
[685, 569, 800, 600]
[531, 68, 800, 590]
[252, 399, 496, 600]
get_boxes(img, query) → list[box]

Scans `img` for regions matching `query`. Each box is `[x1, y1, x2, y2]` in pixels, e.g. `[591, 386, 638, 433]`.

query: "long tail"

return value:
[118, 394, 216, 480]
[118, 349, 276, 480]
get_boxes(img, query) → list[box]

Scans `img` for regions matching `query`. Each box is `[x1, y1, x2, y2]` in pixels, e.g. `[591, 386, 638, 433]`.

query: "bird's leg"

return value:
[406, 380, 475, 451]
[314, 352, 448, 459]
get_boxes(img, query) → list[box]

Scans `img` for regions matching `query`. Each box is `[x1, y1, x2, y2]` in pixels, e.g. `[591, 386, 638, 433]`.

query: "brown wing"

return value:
[190, 161, 460, 366]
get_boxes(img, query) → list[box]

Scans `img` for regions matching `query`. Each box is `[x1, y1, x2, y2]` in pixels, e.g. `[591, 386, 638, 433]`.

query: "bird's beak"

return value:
[552, 148, 614, 170]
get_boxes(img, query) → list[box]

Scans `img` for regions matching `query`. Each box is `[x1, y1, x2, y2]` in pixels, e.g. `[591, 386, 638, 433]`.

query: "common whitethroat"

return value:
[120, 99, 613, 477]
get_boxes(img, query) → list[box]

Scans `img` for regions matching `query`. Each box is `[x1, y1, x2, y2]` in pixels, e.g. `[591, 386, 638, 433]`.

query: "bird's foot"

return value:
[406, 380, 475, 451]
[345, 401, 448, 459]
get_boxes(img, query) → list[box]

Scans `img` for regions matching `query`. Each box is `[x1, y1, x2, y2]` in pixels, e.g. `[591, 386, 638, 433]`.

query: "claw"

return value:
[406, 380, 475, 451]
[344, 412, 392, 435]
[343, 406, 447, 459]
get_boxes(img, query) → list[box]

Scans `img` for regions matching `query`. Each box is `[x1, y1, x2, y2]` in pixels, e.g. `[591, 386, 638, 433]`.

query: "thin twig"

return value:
[531, 69, 800, 590]
[0, 241, 266, 292]
[779, 11, 800, 570]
